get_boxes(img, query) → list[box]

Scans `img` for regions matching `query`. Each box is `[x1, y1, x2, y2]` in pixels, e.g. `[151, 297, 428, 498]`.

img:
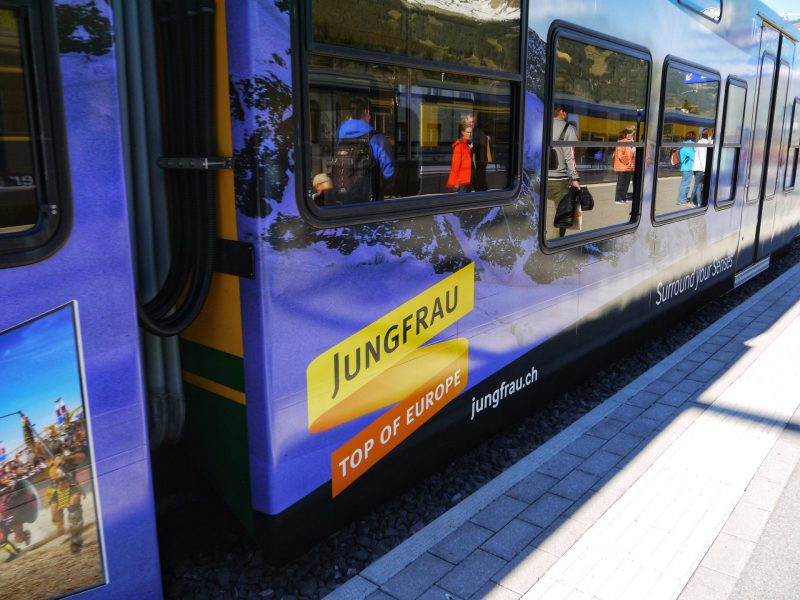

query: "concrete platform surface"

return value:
[328, 260, 800, 600]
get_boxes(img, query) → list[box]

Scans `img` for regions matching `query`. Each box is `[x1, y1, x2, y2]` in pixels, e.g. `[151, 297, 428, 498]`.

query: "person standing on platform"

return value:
[447, 123, 474, 192]
[691, 128, 711, 207]
[677, 130, 696, 206]
[465, 114, 491, 191]
[613, 128, 636, 204]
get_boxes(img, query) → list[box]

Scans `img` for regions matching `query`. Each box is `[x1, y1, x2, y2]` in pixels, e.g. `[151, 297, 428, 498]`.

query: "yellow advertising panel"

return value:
[306, 262, 474, 433]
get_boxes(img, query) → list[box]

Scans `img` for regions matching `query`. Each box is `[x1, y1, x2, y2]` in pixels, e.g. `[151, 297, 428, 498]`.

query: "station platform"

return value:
[329, 259, 800, 600]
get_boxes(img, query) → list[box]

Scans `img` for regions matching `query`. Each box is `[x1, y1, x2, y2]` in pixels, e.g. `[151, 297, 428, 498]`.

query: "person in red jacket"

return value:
[447, 124, 474, 192]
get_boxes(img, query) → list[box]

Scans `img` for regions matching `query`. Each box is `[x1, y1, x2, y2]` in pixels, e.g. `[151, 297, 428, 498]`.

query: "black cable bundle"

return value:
[139, 0, 217, 336]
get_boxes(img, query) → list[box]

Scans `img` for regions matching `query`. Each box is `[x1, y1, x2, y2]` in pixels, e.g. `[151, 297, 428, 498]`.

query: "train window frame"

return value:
[292, 1, 528, 228]
[651, 57, 721, 226]
[785, 98, 800, 191]
[0, 0, 71, 268]
[677, 0, 722, 23]
[714, 76, 747, 208]
[540, 23, 653, 253]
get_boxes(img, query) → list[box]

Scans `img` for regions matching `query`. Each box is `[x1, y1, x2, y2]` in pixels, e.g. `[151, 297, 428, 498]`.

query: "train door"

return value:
[0, 2, 161, 597]
[737, 21, 794, 272]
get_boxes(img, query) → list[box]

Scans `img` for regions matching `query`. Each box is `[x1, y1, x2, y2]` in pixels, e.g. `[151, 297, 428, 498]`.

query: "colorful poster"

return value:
[0, 304, 105, 599]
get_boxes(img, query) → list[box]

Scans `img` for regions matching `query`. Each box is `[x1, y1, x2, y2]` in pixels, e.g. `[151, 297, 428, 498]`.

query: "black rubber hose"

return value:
[139, 0, 217, 336]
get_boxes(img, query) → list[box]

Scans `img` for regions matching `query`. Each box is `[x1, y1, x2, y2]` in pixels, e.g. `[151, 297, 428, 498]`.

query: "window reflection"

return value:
[544, 34, 649, 241]
[786, 99, 800, 190]
[312, 0, 521, 73]
[0, 8, 38, 233]
[307, 56, 513, 205]
[654, 64, 719, 217]
[677, 0, 722, 22]
[716, 81, 746, 204]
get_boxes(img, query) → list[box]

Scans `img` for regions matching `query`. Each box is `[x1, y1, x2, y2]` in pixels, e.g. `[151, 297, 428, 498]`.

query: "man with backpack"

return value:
[548, 103, 580, 236]
[676, 130, 696, 206]
[330, 97, 395, 204]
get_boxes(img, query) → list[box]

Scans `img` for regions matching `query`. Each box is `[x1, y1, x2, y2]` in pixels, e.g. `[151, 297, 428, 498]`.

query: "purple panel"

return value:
[0, 1, 161, 597]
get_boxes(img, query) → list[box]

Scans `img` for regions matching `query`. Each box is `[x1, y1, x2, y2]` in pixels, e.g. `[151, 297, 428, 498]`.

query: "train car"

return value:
[2, 0, 800, 582]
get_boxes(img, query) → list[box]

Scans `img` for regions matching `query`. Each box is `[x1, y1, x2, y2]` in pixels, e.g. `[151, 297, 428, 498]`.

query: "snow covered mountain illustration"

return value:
[404, 0, 520, 21]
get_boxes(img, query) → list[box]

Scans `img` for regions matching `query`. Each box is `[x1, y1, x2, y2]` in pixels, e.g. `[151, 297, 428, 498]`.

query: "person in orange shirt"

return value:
[613, 128, 635, 204]
[447, 124, 474, 192]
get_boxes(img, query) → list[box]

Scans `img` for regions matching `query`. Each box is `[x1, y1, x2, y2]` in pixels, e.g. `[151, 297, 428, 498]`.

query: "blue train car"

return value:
[2, 0, 800, 585]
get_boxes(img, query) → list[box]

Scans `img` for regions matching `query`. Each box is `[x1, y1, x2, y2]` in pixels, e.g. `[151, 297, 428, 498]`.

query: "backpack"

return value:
[670, 149, 678, 167]
[548, 122, 571, 171]
[331, 132, 377, 203]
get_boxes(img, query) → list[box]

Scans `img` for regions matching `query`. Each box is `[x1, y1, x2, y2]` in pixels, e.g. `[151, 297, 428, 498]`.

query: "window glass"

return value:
[307, 55, 513, 205]
[0, 8, 38, 234]
[767, 61, 790, 196]
[654, 63, 719, 218]
[677, 0, 722, 21]
[748, 53, 776, 202]
[544, 34, 649, 242]
[786, 98, 800, 189]
[716, 80, 746, 204]
[312, 0, 521, 73]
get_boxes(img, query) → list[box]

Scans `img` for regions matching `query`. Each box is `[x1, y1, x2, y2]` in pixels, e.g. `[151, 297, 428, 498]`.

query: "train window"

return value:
[0, 3, 68, 266]
[301, 1, 524, 222]
[677, 0, 722, 22]
[747, 53, 776, 204]
[0, 7, 37, 234]
[543, 30, 650, 244]
[653, 61, 719, 220]
[766, 60, 790, 197]
[715, 78, 747, 205]
[311, 0, 520, 74]
[786, 98, 800, 190]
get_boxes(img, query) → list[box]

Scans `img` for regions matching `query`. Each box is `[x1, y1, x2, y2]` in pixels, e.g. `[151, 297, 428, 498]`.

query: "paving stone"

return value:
[430, 521, 494, 564]
[627, 391, 660, 409]
[659, 389, 693, 407]
[642, 380, 675, 395]
[641, 402, 677, 422]
[534, 517, 590, 557]
[381, 553, 454, 600]
[469, 582, 519, 600]
[536, 452, 583, 479]
[470, 495, 528, 532]
[602, 432, 643, 457]
[673, 378, 705, 395]
[562, 435, 606, 459]
[437, 549, 507, 599]
[416, 586, 462, 600]
[577, 450, 620, 477]
[586, 418, 628, 440]
[621, 417, 661, 439]
[609, 404, 644, 423]
[491, 548, 560, 594]
[700, 532, 757, 578]
[481, 519, 542, 561]
[507, 472, 559, 504]
[367, 591, 397, 600]
[721, 502, 771, 543]
[519, 493, 574, 529]
[550, 469, 599, 501]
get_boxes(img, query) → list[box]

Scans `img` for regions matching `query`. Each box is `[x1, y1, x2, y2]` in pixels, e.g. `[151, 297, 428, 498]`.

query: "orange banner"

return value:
[331, 338, 468, 497]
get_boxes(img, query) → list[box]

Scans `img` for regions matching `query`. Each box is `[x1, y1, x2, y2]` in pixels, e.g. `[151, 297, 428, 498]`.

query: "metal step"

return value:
[734, 257, 770, 288]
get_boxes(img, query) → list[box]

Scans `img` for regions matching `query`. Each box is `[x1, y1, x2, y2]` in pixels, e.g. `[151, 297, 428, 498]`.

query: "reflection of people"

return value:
[465, 114, 491, 191]
[311, 173, 333, 206]
[613, 128, 635, 204]
[447, 124, 474, 192]
[691, 128, 711, 206]
[332, 97, 395, 203]
[548, 104, 580, 236]
[677, 131, 696, 206]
